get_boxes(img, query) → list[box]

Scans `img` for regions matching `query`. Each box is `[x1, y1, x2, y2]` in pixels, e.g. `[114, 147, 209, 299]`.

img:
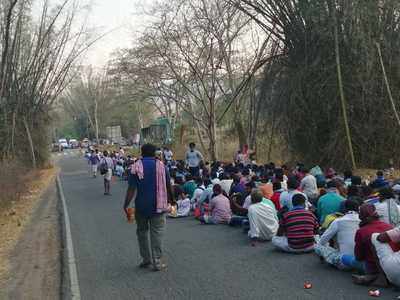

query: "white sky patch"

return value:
[84, 0, 137, 66]
[82, 0, 158, 67]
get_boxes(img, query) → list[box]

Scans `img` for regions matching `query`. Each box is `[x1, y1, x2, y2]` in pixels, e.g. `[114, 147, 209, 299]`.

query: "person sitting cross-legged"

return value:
[272, 194, 319, 253]
[248, 189, 279, 244]
[168, 187, 191, 218]
[317, 180, 345, 225]
[374, 186, 400, 226]
[372, 227, 400, 287]
[315, 199, 361, 269]
[200, 184, 232, 224]
[352, 204, 397, 286]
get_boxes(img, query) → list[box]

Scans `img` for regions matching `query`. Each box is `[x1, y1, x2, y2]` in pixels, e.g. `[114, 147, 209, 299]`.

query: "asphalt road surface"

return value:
[58, 152, 399, 300]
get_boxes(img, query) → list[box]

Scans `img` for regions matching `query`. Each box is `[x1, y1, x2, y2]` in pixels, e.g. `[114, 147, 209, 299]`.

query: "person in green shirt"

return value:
[317, 181, 345, 224]
[183, 174, 197, 199]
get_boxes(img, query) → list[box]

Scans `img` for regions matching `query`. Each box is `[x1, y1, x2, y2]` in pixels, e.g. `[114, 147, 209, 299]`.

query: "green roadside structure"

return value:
[140, 117, 172, 146]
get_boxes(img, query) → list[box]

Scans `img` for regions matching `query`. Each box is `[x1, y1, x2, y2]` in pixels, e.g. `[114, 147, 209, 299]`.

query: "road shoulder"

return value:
[0, 173, 61, 300]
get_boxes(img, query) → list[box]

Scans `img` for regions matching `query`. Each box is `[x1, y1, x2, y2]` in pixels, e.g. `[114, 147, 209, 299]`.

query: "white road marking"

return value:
[57, 176, 81, 300]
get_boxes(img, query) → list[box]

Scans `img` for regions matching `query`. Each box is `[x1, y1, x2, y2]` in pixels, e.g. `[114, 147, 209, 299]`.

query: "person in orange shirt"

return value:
[259, 177, 273, 199]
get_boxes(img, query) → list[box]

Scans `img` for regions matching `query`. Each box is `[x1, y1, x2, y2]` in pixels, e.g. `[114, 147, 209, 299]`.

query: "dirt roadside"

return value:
[0, 169, 61, 300]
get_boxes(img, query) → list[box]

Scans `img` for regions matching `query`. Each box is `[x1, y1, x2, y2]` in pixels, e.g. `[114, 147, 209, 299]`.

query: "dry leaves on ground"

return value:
[0, 166, 57, 283]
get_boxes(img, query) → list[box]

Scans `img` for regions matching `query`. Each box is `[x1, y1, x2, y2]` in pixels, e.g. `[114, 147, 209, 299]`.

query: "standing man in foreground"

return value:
[124, 144, 174, 271]
[185, 142, 204, 177]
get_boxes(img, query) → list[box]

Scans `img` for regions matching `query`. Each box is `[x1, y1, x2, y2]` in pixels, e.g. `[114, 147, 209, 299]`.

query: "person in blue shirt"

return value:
[317, 181, 345, 224]
[123, 144, 174, 271]
[370, 170, 389, 189]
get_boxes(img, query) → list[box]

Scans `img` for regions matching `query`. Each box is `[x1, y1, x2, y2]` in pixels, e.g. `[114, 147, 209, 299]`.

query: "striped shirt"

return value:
[281, 208, 318, 250]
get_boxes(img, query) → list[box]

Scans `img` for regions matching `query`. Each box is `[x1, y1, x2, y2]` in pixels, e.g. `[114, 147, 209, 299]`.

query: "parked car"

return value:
[69, 139, 79, 149]
[58, 138, 69, 150]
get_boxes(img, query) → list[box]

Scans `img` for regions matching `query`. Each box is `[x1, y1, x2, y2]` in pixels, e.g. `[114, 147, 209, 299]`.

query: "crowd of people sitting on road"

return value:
[85, 142, 400, 287]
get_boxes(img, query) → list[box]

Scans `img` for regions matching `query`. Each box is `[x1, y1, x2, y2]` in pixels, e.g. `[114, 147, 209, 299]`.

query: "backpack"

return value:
[99, 161, 108, 175]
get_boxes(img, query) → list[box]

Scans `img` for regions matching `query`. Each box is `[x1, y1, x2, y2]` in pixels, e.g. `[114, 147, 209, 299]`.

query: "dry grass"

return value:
[0, 164, 57, 283]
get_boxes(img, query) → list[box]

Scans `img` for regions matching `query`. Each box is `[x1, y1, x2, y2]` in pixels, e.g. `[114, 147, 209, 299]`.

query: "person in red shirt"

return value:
[270, 181, 283, 211]
[352, 204, 396, 286]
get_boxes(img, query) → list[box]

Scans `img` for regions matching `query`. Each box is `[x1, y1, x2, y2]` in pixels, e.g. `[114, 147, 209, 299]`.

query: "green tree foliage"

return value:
[236, 0, 400, 168]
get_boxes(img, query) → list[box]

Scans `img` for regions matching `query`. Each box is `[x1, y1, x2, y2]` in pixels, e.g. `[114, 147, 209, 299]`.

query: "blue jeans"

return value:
[229, 215, 248, 227]
[315, 244, 366, 272]
[341, 255, 366, 273]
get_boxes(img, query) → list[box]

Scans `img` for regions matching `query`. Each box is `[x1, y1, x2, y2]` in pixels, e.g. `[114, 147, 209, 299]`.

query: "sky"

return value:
[84, 0, 149, 66]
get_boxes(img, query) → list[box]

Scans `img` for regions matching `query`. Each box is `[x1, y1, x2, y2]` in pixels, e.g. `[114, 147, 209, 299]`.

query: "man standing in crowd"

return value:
[124, 144, 174, 271]
[163, 146, 174, 166]
[185, 142, 203, 177]
[88, 149, 100, 177]
[101, 151, 114, 195]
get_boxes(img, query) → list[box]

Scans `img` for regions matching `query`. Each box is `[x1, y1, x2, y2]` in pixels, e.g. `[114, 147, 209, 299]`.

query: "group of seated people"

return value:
[168, 161, 400, 288]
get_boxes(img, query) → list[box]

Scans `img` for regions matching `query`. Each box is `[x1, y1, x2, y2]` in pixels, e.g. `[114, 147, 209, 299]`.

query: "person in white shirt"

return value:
[185, 143, 204, 177]
[101, 151, 114, 196]
[374, 187, 400, 226]
[176, 196, 191, 217]
[372, 227, 400, 287]
[280, 177, 308, 211]
[163, 147, 173, 165]
[300, 167, 319, 204]
[315, 199, 360, 270]
[191, 177, 205, 208]
[248, 190, 279, 243]
[219, 174, 234, 195]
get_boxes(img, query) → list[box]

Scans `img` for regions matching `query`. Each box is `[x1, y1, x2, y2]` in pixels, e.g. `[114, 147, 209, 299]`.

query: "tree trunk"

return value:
[23, 117, 37, 169]
[209, 100, 218, 161]
[376, 42, 400, 129]
[235, 118, 247, 149]
[267, 112, 276, 162]
[94, 98, 99, 144]
[248, 77, 260, 150]
[10, 110, 16, 155]
[331, 1, 356, 170]
[193, 120, 208, 157]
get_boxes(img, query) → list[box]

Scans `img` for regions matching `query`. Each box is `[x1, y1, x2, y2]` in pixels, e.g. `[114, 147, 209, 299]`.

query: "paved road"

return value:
[59, 153, 399, 300]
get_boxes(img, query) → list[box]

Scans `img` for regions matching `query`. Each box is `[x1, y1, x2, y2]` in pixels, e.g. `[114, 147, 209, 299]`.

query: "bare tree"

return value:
[0, 0, 95, 167]
[116, 0, 276, 160]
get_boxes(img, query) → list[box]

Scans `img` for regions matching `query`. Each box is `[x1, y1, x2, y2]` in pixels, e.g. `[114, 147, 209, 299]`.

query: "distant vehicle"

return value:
[69, 139, 79, 149]
[117, 137, 128, 146]
[58, 138, 69, 150]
